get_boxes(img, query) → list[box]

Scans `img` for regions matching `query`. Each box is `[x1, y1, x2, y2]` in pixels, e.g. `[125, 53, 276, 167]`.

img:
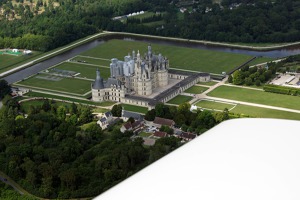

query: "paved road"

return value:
[0, 173, 24, 195]
[0, 101, 2, 109]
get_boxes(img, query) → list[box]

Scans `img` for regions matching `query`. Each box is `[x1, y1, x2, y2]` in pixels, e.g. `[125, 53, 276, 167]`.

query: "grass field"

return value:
[196, 100, 236, 110]
[208, 86, 300, 110]
[167, 95, 193, 105]
[72, 56, 111, 66]
[0, 52, 41, 73]
[184, 86, 208, 94]
[197, 81, 218, 86]
[17, 74, 92, 95]
[53, 62, 110, 79]
[24, 91, 115, 107]
[230, 104, 300, 120]
[121, 104, 148, 114]
[92, 107, 110, 113]
[247, 57, 274, 66]
[139, 132, 153, 137]
[81, 39, 254, 74]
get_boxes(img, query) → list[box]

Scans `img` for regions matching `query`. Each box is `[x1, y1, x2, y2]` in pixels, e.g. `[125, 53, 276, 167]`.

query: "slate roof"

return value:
[100, 117, 107, 123]
[153, 117, 175, 126]
[105, 111, 112, 118]
[105, 78, 122, 87]
[92, 68, 105, 89]
[122, 110, 144, 121]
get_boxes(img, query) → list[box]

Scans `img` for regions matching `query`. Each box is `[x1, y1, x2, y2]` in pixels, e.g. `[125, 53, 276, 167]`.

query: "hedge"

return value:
[263, 84, 300, 96]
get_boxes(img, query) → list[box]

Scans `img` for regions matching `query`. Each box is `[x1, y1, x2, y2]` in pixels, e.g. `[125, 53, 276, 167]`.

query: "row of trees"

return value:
[145, 102, 229, 134]
[229, 65, 276, 86]
[3, 0, 300, 52]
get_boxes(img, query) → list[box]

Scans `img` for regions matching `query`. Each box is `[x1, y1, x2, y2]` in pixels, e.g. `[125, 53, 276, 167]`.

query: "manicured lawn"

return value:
[208, 85, 300, 110]
[16, 75, 92, 95]
[231, 104, 300, 120]
[93, 107, 110, 113]
[0, 52, 42, 73]
[197, 81, 218, 86]
[24, 91, 116, 107]
[81, 39, 253, 74]
[167, 95, 193, 105]
[139, 132, 153, 137]
[247, 57, 274, 66]
[121, 104, 148, 114]
[54, 62, 110, 79]
[184, 86, 208, 94]
[73, 56, 111, 66]
[195, 100, 236, 111]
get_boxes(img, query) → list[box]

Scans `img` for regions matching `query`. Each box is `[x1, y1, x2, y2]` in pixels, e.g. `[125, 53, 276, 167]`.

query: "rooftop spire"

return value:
[93, 68, 104, 89]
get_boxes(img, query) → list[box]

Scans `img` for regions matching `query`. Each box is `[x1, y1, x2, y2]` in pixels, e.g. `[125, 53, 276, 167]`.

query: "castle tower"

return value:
[92, 69, 105, 101]
[93, 68, 104, 89]
[157, 57, 168, 87]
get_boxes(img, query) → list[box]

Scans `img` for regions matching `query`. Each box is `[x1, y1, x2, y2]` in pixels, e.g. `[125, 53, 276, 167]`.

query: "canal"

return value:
[5, 34, 300, 84]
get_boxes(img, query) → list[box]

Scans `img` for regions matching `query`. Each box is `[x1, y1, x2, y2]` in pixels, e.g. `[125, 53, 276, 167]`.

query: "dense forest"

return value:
[0, 78, 231, 198]
[1, 0, 300, 51]
[0, 96, 184, 198]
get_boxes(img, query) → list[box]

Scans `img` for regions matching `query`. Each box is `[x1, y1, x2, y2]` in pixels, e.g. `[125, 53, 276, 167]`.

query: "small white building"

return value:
[96, 111, 113, 129]
[23, 50, 32, 55]
[12, 49, 19, 53]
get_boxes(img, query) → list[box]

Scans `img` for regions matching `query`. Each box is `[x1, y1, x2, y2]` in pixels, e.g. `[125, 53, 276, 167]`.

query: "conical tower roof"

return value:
[92, 68, 104, 89]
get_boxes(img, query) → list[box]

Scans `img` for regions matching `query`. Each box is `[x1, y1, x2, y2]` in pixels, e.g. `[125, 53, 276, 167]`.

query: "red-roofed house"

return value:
[120, 121, 144, 133]
[153, 117, 175, 127]
[153, 131, 167, 138]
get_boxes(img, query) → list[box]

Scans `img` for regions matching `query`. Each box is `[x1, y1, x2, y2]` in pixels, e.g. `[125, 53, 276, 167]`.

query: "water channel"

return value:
[5, 34, 300, 84]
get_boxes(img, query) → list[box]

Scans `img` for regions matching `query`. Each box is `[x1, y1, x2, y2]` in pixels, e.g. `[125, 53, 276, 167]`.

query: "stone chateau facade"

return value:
[92, 45, 169, 102]
[91, 44, 211, 109]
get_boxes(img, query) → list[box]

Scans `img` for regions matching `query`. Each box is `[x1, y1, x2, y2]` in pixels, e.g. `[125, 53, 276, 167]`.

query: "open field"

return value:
[72, 56, 111, 66]
[208, 85, 300, 110]
[122, 104, 148, 114]
[0, 52, 42, 73]
[81, 39, 254, 74]
[167, 95, 193, 105]
[248, 57, 274, 66]
[53, 62, 110, 79]
[197, 81, 218, 86]
[231, 104, 300, 120]
[16, 74, 92, 95]
[184, 86, 208, 94]
[196, 100, 236, 111]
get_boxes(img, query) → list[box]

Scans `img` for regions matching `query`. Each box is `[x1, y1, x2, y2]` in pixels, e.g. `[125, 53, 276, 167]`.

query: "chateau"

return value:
[92, 44, 211, 109]
[92, 45, 169, 102]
